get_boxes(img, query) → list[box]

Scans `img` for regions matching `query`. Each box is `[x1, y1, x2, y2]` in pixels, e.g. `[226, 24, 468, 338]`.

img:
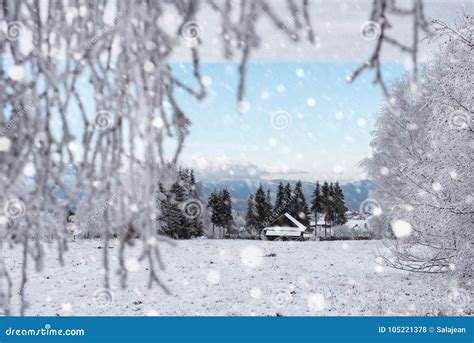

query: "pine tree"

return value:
[207, 191, 221, 229]
[320, 181, 330, 224]
[283, 182, 294, 214]
[326, 183, 336, 227]
[311, 181, 323, 224]
[265, 189, 273, 220]
[254, 184, 268, 232]
[274, 182, 286, 212]
[169, 181, 188, 238]
[245, 193, 258, 229]
[293, 180, 309, 225]
[220, 189, 233, 229]
[333, 182, 348, 225]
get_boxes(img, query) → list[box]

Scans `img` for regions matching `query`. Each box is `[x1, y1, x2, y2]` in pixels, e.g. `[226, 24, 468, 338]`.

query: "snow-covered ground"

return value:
[2, 239, 471, 316]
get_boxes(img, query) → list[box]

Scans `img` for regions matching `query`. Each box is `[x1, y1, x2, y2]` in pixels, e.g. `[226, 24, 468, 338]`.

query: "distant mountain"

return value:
[201, 178, 373, 212]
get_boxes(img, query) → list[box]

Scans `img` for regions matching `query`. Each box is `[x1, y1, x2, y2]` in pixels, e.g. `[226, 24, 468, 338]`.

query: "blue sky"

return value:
[171, 62, 404, 182]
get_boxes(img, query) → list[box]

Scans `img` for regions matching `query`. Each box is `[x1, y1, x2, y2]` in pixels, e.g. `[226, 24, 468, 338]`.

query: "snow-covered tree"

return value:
[333, 182, 348, 226]
[0, 0, 433, 315]
[362, 15, 473, 280]
[311, 181, 323, 224]
[292, 180, 310, 226]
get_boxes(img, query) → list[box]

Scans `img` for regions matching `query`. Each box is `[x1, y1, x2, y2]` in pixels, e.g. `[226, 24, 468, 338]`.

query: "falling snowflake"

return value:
[306, 98, 317, 107]
[307, 293, 325, 312]
[0, 136, 12, 152]
[390, 220, 412, 238]
[206, 269, 221, 284]
[8, 64, 26, 82]
[125, 258, 140, 272]
[249, 288, 262, 299]
[240, 246, 263, 268]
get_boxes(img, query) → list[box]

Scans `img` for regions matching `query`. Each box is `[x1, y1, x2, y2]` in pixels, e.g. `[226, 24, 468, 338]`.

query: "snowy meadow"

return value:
[0, 0, 472, 317]
[2, 239, 470, 316]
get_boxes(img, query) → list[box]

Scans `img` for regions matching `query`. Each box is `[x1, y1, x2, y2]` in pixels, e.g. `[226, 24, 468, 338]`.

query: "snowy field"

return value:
[2, 239, 471, 316]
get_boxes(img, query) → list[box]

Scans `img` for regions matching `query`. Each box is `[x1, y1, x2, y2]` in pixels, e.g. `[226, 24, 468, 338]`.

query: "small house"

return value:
[263, 213, 314, 241]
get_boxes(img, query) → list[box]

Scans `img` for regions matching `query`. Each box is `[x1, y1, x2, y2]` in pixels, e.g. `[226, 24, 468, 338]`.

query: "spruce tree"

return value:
[169, 181, 188, 238]
[334, 182, 348, 225]
[311, 181, 323, 224]
[265, 189, 273, 220]
[293, 180, 309, 225]
[274, 182, 286, 212]
[283, 182, 293, 214]
[207, 191, 221, 229]
[320, 181, 331, 235]
[220, 189, 233, 229]
[284, 183, 292, 202]
[254, 184, 268, 231]
[245, 193, 258, 229]
[326, 183, 336, 226]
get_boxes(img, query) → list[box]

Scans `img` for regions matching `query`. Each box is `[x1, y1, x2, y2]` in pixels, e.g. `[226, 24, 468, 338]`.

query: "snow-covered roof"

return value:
[284, 213, 306, 230]
[264, 226, 303, 237]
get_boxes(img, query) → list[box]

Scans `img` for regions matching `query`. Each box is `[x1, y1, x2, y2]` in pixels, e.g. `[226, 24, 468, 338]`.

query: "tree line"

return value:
[156, 171, 348, 239]
[245, 180, 348, 236]
[156, 167, 203, 239]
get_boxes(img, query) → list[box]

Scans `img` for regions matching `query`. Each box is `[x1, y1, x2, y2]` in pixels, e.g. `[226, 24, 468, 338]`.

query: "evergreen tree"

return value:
[333, 182, 348, 225]
[283, 182, 294, 216]
[254, 184, 268, 232]
[311, 181, 323, 224]
[325, 183, 336, 226]
[320, 181, 330, 225]
[168, 181, 188, 238]
[207, 189, 233, 233]
[274, 182, 286, 212]
[207, 191, 221, 228]
[265, 189, 273, 220]
[293, 180, 309, 225]
[284, 183, 293, 204]
[220, 189, 233, 229]
[245, 193, 258, 229]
